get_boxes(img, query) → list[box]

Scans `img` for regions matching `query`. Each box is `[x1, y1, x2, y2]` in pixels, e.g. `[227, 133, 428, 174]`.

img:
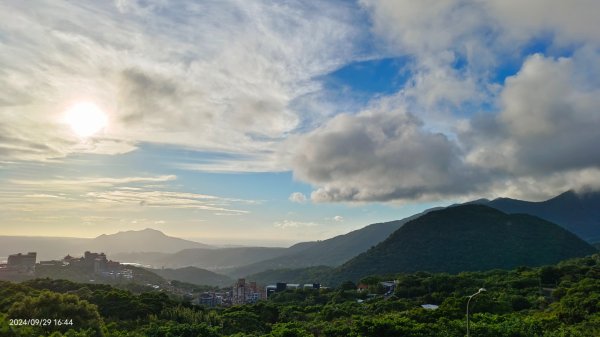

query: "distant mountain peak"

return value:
[552, 189, 600, 201]
[95, 228, 167, 239]
[135, 228, 168, 236]
[140, 228, 163, 233]
[484, 189, 600, 242]
[490, 189, 600, 204]
[90, 228, 212, 254]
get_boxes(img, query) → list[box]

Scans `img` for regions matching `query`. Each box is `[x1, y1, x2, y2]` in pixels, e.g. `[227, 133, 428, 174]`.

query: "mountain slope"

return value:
[0, 229, 212, 261]
[246, 266, 334, 286]
[335, 205, 597, 282]
[229, 211, 432, 277]
[484, 190, 600, 242]
[113, 213, 430, 275]
[90, 228, 212, 254]
[116, 247, 290, 270]
[150, 267, 233, 287]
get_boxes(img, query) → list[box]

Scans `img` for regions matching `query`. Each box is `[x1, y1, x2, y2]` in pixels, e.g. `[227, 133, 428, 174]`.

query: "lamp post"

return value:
[466, 288, 486, 337]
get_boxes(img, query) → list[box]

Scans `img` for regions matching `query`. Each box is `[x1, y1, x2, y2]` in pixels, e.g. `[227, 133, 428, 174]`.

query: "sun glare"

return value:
[64, 102, 108, 137]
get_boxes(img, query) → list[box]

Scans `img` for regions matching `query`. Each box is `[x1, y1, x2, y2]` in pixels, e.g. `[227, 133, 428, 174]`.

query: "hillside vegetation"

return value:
[150, 267, 233, 287]
[485, 190, 600, 242]
[1, 254, 599, 336]
[333, 205, 596, 282]
[229, 213, 429, 278]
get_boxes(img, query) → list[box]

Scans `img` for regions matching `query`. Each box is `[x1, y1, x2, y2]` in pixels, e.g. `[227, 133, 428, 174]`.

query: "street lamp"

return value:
[466, 288, 486, 337]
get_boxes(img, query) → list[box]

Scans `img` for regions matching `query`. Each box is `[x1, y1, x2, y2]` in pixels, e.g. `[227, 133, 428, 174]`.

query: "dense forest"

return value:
[333, 205, 597, 282]
[1, 254, 599, 336]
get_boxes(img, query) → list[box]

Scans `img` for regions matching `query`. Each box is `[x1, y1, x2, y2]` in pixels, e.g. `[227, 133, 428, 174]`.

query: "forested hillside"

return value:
[334, 205, 597, 282]
[2, 254, 599, 336]
[485, 190, 600, 242]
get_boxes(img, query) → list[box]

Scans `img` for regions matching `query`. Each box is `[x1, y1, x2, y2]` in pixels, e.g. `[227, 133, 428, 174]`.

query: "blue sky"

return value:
[1, 1, 600, 245]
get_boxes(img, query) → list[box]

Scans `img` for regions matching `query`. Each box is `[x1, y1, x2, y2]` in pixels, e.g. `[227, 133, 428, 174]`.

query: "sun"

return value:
[64, 102, 108, 137]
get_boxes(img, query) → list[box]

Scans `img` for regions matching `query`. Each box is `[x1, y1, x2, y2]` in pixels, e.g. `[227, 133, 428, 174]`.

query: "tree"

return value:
[267, 323, 312, 337]
[340, 281, 356, 291]
[221, 310, 266, 335]
[8, 291, 104, 337]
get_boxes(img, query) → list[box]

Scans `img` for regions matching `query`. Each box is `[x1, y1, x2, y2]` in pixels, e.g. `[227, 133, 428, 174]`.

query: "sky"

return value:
[1, 0, 600, 246]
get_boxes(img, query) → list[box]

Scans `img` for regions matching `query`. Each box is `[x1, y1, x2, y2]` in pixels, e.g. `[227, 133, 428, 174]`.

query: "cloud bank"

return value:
[2, 0, 600, 203]
[287, 0, 600, 202]
[0, 0, 366, 165]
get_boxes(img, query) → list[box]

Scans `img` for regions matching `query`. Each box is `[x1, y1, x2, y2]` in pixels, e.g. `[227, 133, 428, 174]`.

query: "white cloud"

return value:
[287, 98, 484, 202]
[174, 153, 288, 174]
[461, 52, 600, 199]
[333, 215, 344, 222]
[11, 175, 177, 188]
[361, 0, 600, 67]
[85, 190, 249, 214]
[3, 0, 600, 205]
[81, 216, 116, 223]
[358, 0, 600, 133]
[288, 192, 307, 203]
[274, 220, 319, 229]
[484, 0, 600, 46]
[1, 173, 255, 216]
[23, 194, 67, 199]
[466, 53, 600, 174]
[359, 0, 498, 116]
[0, 0, 367, 167]
[281, 0, 600, 203]
[289, 50, 600, 202]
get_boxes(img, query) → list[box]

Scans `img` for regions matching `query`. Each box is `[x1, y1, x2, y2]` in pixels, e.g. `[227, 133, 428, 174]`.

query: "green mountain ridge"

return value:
[230, 211, 431, 277]
[484, 190, 600, 242]
[244, 266, 334, 286]
[113, 212, 429, 275]
[333, 204, 597, 282]
[149, 266, 233, 287]
[116, 247, 290, 270]
[236, 190, 600, 278]
[5, 190, 598, 280]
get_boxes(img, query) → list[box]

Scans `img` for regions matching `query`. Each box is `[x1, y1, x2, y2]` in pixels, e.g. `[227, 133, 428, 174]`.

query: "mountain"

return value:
[150, 266, 233, 287]
[30, 263, 168, 288]
[0, 229, 212, 261]
[114, 247, 289, 270]
[334, 205, 597, 282]
[483, 190, 600, 243]
[245, 266, 334, 286]
[108, 252, 172, 266]
[229, 211, 432, 277]
[113, 213, 429, 275]
[90, 228, 212, 254]
[0, 236, 90, 261]
[236, 189, 599, 278]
